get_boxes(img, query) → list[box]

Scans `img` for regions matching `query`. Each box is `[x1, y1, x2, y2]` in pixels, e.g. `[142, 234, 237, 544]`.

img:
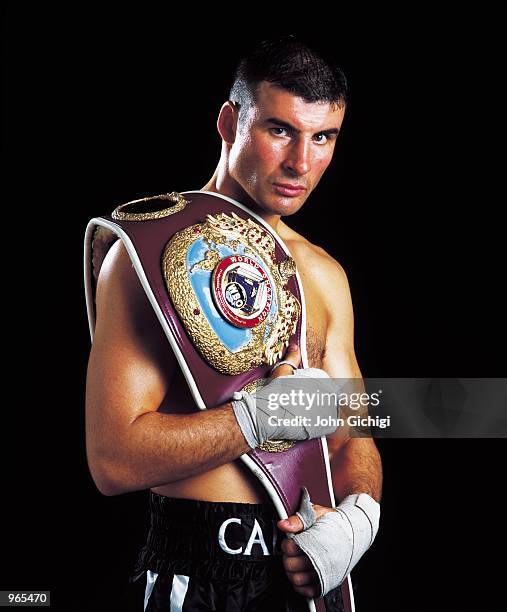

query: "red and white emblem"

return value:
[212, 255, 273, 328]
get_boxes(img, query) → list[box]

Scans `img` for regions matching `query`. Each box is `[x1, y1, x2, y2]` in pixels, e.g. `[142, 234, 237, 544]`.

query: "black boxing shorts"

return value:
[128, 492, 345, 612]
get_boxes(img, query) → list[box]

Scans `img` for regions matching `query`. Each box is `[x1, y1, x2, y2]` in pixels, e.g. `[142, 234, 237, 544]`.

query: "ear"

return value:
[217, 101, 239, 145]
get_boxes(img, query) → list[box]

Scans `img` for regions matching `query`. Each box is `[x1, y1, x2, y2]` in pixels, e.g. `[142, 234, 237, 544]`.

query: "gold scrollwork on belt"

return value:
[258, 439, 296, 452]
[242, 379, 295, 453]
[112, 191, 188, 221]
[162, 211, 300, 375]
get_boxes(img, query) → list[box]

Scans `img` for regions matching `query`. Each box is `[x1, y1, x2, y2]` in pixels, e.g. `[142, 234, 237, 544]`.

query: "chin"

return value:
[265, 195, 305, 216]
[243, 186, 306, 217]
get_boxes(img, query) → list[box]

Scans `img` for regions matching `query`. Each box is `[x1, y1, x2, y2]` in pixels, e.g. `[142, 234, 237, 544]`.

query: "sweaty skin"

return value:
[85, 81, 382, 599]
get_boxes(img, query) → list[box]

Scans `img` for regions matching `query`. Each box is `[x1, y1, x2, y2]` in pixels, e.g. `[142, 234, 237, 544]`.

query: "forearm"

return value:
[329, 437, 383, 503]
[89, 404, 250, 495]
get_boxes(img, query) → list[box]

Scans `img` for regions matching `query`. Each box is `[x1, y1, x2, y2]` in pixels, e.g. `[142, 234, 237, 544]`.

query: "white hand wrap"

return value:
[289, 487, 380, 596]
[231, 368, 338, 449]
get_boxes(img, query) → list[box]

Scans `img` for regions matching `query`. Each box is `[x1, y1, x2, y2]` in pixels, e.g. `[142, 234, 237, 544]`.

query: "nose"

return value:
[283, 138, 311, 177]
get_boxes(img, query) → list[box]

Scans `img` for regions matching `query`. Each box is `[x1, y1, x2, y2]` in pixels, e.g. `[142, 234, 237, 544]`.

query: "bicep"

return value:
[322, 261, 361, 379]
[86, 241, 175, 449]
[321, 261, 364, 453]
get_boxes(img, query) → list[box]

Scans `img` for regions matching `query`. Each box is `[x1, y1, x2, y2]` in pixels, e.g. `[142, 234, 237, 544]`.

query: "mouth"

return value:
[272, 183, 306, 197]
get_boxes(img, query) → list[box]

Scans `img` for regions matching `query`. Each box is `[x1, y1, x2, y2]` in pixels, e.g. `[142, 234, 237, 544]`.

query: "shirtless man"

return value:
[86, 36, 382, 611]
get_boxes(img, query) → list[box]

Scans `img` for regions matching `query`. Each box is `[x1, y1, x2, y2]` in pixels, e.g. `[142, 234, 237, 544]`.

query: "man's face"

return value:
[228, 81, 346, 217]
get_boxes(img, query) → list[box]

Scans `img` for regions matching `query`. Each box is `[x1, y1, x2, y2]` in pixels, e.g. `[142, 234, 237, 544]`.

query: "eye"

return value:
[314, 133, 329, 144]
[270, 127, 289, 137]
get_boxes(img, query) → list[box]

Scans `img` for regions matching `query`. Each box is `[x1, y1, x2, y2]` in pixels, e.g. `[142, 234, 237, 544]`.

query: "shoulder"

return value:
[94, 238, 155, 338]
[280, 227, 351, 301]
[97, 239, 140, 299]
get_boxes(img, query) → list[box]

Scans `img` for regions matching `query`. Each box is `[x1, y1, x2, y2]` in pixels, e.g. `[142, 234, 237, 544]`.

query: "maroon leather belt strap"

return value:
[84, 190, 354, 612]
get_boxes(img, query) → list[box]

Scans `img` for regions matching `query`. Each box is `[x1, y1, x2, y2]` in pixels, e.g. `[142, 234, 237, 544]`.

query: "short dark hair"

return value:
[229, 35, 348, 123]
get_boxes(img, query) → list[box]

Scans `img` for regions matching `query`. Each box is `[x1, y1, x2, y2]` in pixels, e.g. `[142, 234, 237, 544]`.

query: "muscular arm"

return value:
[85, 240, 250, 496]
[321, 257, 383, 503]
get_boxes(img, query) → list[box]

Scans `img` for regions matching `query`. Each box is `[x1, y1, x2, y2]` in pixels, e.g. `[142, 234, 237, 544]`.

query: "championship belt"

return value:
[84, 190, 355, 612]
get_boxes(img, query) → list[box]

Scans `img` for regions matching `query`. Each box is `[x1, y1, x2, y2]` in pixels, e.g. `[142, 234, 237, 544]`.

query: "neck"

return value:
[201, 164, 281, 232]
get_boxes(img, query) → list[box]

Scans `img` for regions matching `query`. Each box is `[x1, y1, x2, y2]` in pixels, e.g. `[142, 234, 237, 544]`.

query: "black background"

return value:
[3, 5, 505, 611]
